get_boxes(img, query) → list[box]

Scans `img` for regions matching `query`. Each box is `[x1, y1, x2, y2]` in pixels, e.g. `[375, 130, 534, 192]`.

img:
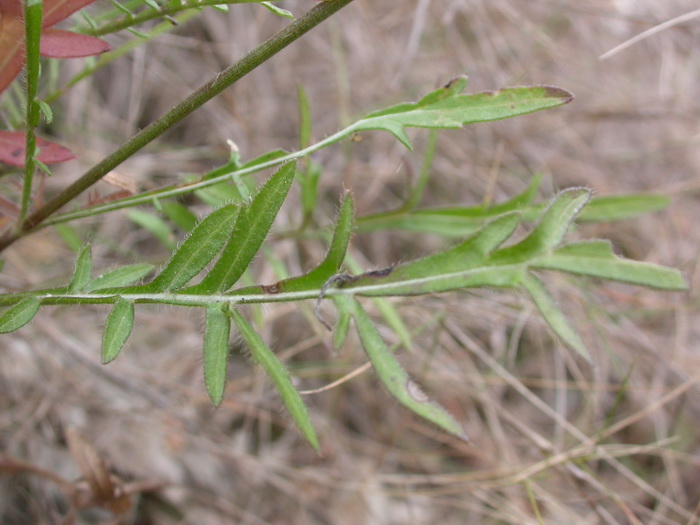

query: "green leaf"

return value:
[69, 245, 92, 292]
[353, 78, 574, 149]
[358, 174, 542, 236]
[161, 201, 198, 232]
[342, 296, 467, 440]
[229, 307, 320, 452]
[195, 163, 296, 293]
[298, 85, 312, 149]
[261, 1, 293, 18]
[0, 298, 41, 334]
[127, 209, 177, 250]
[239, 149, 291, 171]
[491, 188, 590, 265]
[522, 273, 591, 361]
[203, 304, 231, 406]
[347, 212, 522, 296]
[101, 298, 134, 363]
[533, 250, 688, 291]
[232, 192, 354, 297]
[86, 264, 155, 291]
[331, 299, 352, 350]
[54, 224, 83, 252]
[147, 204, 240, 292]
[578, 194, 670, 222]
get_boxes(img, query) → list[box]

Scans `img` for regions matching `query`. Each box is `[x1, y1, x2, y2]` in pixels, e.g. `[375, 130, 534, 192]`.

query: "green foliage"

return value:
[0, 1, 688, 450]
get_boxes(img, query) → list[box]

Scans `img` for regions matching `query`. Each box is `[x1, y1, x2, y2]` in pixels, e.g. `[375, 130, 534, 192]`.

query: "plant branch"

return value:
[0, 0, 356, 251]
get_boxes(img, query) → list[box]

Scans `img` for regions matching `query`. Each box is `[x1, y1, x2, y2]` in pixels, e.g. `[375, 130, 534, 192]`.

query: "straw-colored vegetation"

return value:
[1, 1, 699, 523]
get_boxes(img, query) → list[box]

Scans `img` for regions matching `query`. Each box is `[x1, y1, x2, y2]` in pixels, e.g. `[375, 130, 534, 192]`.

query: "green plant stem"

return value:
[19, 0, 44, 227]
[0, 0, 356, 252]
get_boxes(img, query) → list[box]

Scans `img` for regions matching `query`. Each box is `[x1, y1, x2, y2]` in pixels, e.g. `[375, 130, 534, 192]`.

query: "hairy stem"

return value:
[0, 0, 356, 251]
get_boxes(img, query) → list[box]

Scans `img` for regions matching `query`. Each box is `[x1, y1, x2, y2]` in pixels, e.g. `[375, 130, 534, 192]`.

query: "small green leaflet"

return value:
[127, 209, 177, 250]
[229, 307, 320, 452]
[101, 297, 134, 363]
[147, 204, 240, 292]
[68, 245, 92, 292]
[194, 162, 296, 293]
[338, 295, 467, 440]
[86, 264, 155, 291]
[0, 298, 41, 334]
[352, 77, 574, 149]
[522, 273, 590, 362]
[203, 304, 231, 406]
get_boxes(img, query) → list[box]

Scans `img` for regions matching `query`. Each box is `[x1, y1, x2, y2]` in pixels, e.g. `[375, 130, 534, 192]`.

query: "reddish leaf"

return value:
[0, 0, 108, 95]
[43, 0, 101, 28]
[0, 131, 76, 166]
[41, 28, 111, 58]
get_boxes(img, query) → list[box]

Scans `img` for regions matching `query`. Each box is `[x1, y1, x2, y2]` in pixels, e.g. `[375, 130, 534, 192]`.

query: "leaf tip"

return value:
[540, 85, 575, 104]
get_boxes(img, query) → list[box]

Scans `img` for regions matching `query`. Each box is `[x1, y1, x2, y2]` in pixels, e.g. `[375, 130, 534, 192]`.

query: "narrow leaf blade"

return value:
[86, 264, 155, 291]
[196, 163, 296, 293]
[148, 204, 240, 292]
[101, 298, 134, 364]
[69, 244, 92, 292]
[522, 273, 591, 361]
[203, 304, 231, 406]
[344, 296, 467, 440]
[0, 298, 41, 334]
[229, 308, 320, 452]
[355, 81, 574, 150]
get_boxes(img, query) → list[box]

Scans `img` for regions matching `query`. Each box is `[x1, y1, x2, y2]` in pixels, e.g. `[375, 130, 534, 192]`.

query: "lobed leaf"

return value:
[229, 307, 320, 452]
[490, 188, 590, 265]
[353, 77, 574, 149]
[0, 297, 41, 334]
[340, 296, 467, 440]
[101, 297, 134, 363]
[203, 304, 231, 406]
[194, 162, 296, 293]
[147, 204, 240, 292]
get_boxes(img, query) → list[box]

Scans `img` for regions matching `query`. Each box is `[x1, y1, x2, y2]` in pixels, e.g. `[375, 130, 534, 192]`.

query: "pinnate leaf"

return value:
[353, 77, 574, 149]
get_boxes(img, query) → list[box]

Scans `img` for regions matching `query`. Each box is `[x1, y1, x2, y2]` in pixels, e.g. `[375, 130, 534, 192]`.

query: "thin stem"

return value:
[19, 0, 44, 227]
[0, 0, 356, 252]
[83, 0, 276, 37]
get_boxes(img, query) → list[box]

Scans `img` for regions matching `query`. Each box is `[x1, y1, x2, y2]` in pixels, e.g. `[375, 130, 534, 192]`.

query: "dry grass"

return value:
[1, 0, 700, 523]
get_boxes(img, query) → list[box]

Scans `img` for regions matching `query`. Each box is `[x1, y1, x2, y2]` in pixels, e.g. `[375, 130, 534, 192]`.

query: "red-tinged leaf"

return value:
[42, 0, 99, 28]
[40, 28, 110, 58]
[0, 15, 24, 95]
[0, 131, 76, 166]
[0, 0, 22, 18]
[0, 0, 101, 95]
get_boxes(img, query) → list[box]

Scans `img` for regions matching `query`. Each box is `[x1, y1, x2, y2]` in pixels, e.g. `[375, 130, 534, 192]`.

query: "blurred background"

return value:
[1, 0, 699, 523]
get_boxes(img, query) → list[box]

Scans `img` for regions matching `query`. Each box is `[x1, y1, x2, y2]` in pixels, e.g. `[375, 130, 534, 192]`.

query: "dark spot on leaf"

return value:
[406, 380, 429, 403]
[261, 282, 281, 294]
